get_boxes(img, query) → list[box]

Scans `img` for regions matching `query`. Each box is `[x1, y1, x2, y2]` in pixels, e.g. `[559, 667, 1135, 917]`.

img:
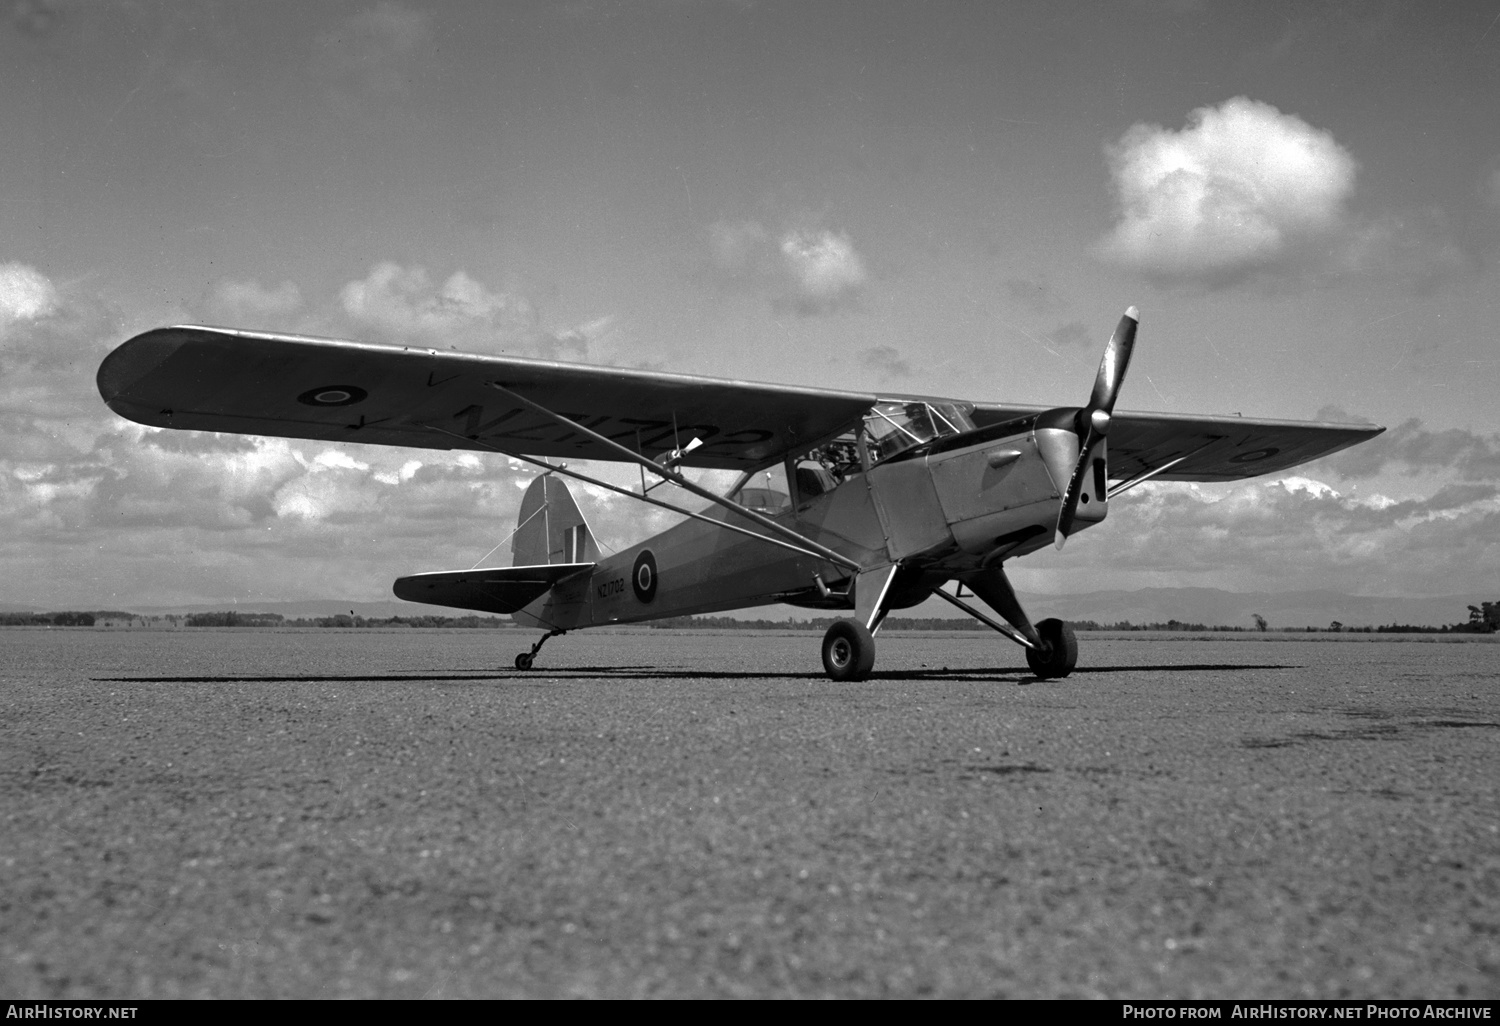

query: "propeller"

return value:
[1054, 306, 1138, 550]
[656, 435, 704, 470]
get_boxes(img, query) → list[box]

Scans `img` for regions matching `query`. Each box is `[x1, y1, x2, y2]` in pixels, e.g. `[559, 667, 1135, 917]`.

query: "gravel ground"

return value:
[1, 627, 1496, 999]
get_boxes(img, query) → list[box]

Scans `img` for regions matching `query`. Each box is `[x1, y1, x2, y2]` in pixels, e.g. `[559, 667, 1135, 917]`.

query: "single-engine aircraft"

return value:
[97, 309, 1382, 680]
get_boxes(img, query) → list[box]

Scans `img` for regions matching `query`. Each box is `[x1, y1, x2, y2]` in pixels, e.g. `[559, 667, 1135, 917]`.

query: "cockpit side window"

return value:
[729, 463, 791, 514]
[795, 434, 863, 496]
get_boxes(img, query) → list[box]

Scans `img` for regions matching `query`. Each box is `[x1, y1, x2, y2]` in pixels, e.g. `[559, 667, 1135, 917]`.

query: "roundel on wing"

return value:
[632, 550, 658, 603]
[1229, 447, 1280, 464]
[297, 385, 368, 407]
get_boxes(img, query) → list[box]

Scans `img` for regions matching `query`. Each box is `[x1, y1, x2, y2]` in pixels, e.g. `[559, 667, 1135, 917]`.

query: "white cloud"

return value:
[339, 261, 538, 347]
[0, 262, 59, 327]
[1050, 475, 1500, 595]
[1316, 417, 1500, 482]
[204, 278, 304, 323]
[778, 229, 867, 310]
[1098, 97, 1358, 282]
[1277, 476, 1339, 499]
[706, 219, 868, 315]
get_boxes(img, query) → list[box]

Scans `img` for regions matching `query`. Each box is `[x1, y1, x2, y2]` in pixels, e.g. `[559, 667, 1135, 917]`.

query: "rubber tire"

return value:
[1025, 618, 1078, 679]
[822, 618, 876, 682]
[515, 652, 534, 671]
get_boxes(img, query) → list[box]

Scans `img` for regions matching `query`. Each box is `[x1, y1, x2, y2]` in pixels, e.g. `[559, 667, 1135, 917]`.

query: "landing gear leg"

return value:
[514, 629, 565, 671]
[818, 563, 901, 681]
[948, 565, 1080, 679]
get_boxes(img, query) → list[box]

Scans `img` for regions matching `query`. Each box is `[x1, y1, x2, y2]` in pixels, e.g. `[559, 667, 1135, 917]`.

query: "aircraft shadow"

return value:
[96, 663, 1296, 685]
[551, 662, 1298, 682]
[93, 673, 514, 684]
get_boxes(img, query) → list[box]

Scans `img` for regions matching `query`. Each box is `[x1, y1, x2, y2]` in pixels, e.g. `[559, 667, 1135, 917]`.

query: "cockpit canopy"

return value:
[864, 400, 974, 465]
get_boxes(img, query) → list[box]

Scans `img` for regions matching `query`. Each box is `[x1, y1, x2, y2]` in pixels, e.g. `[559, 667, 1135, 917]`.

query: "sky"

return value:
[2, 0, 1499, 612]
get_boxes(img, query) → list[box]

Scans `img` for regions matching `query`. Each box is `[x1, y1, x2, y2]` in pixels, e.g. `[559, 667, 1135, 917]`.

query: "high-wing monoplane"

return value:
[97, 309, 1381, 679]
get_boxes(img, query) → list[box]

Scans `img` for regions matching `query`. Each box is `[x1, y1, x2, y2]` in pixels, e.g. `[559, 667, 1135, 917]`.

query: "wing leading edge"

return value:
[98, 326, 876, 469]
[99, 325, 1382, 480]
[971, 404, 1382, 481]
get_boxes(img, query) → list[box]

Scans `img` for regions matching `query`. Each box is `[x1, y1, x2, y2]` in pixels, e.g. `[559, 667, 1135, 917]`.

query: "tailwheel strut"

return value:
[514, 628, 566, 671]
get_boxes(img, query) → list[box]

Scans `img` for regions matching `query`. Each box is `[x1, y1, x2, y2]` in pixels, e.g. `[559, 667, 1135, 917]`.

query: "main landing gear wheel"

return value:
[822, 618, 876, 682]
[514, 652, 534, 671]
[1025, 618, 1077, 679]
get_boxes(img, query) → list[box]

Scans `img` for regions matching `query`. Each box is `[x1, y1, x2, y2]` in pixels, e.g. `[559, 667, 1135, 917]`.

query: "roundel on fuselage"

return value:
[632, 550, 658, 603]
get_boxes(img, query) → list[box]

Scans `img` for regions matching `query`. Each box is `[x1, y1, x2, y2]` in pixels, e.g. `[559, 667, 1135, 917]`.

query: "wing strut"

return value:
[1105, 439, 1220, 500]
[418, 422, 865, 572]
[484, 381, 864, 573]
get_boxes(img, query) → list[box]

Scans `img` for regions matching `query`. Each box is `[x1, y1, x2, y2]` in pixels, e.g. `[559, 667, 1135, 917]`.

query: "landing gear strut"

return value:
[930, 566, 1079, 680]
[514, 628, 565, 671]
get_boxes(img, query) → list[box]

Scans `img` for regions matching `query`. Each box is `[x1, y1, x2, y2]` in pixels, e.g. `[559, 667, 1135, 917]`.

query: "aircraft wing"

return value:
[971, 404, 1383, 481]
[98, 326, 877, 470]
[393, 563, 594, 616]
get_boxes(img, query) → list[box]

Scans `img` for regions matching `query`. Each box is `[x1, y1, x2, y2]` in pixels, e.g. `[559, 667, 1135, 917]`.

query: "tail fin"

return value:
[512, 474, 600, 567]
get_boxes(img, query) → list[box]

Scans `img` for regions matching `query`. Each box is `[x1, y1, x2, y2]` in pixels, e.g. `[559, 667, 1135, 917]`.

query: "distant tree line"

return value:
[7, 600, 1497, 633]
[648, 605, 1500, 634]
[181, 612, 511, 628]
[0, 611, 105, 626]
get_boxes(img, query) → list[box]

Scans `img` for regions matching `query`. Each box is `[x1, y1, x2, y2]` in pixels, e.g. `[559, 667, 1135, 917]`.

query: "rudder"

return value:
[512, 474, 600, 566]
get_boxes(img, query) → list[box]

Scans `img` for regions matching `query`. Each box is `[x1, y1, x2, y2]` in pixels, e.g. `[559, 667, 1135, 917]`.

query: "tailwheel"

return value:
[822, 618, 876, 681]
[1025, 618, 1078, 679]
[512, 628, 565, 671]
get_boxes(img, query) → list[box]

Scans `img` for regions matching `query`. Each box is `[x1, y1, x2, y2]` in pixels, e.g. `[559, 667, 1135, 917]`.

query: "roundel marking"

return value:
[1229, 447, 1280, 464]
[632, 550, 658, 603]
[297, 385, 368, 407]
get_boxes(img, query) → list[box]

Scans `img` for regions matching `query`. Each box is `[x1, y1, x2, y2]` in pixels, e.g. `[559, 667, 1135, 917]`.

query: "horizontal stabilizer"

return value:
[393, 563, 593, 616]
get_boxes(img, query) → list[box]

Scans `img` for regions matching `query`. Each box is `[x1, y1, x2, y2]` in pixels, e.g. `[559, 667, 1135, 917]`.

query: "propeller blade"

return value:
[1056, 307, 1139, 550]
[1087, 306, 1138, 418]
[1055, 455, 1094, 551]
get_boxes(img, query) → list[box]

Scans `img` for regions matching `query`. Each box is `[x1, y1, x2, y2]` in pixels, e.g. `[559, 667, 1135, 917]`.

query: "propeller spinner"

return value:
[1054, 307, 1138, 550]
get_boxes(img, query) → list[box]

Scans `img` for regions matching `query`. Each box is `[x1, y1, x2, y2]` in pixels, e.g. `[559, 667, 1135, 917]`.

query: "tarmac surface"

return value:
[1, 627, 1496, 999]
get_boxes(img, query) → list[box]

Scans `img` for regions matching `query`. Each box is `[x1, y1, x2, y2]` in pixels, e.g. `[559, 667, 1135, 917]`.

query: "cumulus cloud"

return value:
[706, 219, 868, 315]
[0, 262, 59, 326]
[1098, 97, 1358, 283]
[339, 262, 539, 348]
[1316, 416, 1500, 482]
[331, 261, 638, 365]
[0, 263, 117, 390]
[0, 258, 666, 606]
[1053, 475, 1500, 596]
[778, 229, 867, 313]
[203, 278, 304, 324]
